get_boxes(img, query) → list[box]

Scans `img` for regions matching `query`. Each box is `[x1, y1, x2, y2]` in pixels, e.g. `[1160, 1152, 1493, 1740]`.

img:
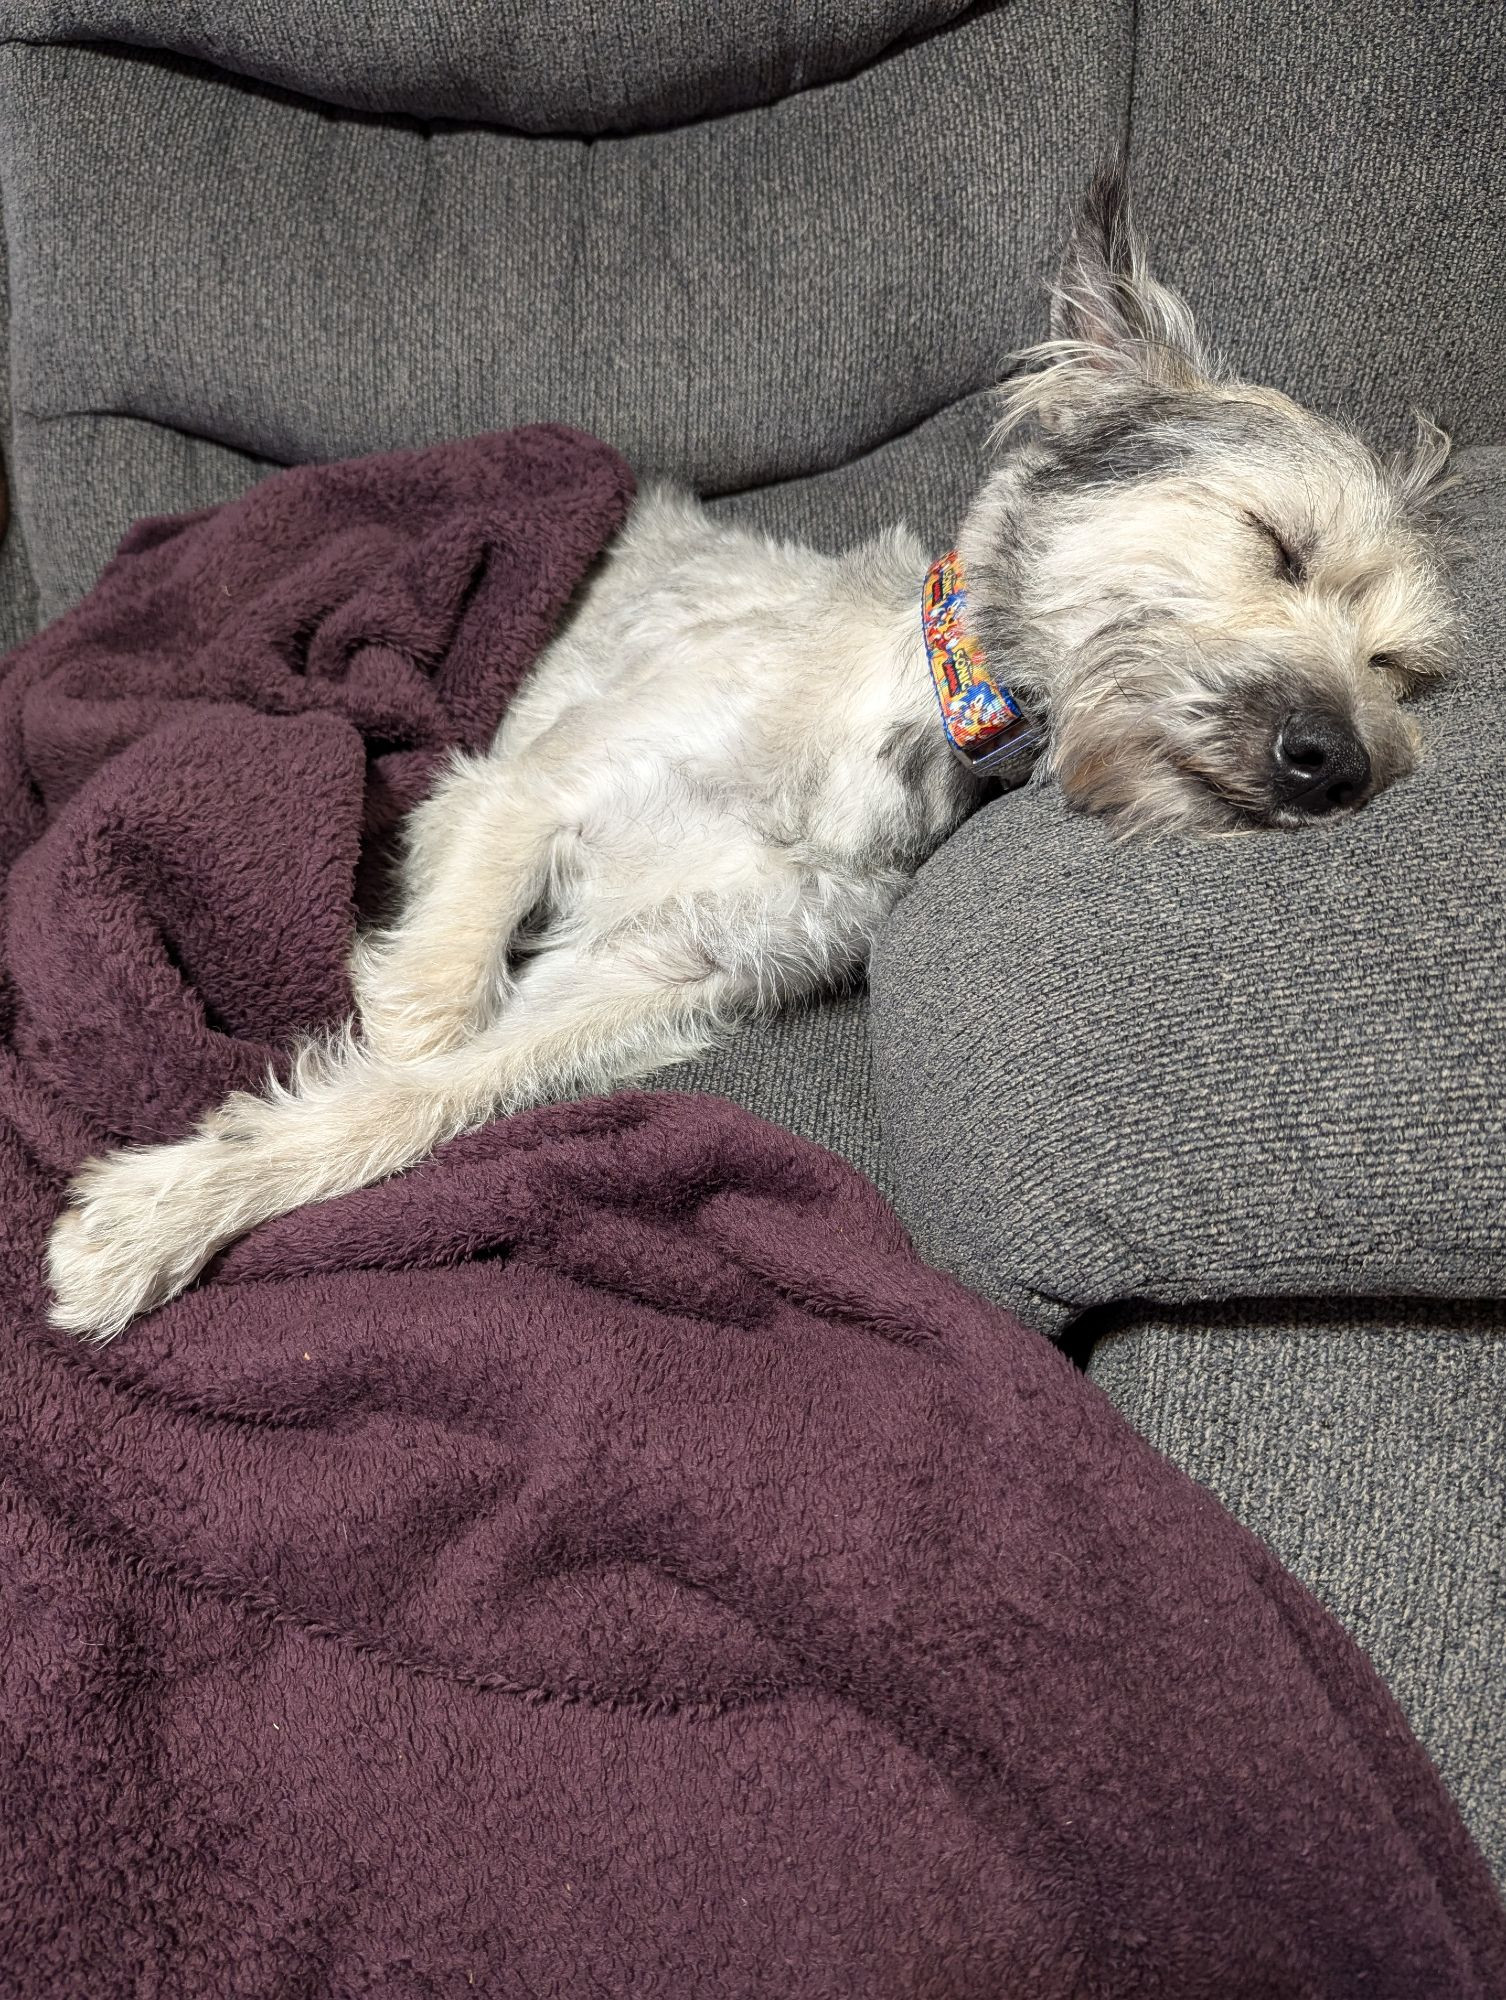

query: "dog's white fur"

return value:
[46, 171, 1455, 1338]
[48, 493, 977, 1335]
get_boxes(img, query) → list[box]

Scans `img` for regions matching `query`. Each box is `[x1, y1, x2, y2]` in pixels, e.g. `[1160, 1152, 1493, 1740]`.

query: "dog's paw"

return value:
[46, 1146, 217, 1341]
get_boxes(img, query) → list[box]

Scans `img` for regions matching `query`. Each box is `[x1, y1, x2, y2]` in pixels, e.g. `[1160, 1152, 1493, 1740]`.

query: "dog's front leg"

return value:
[352, 748, 568, 1063]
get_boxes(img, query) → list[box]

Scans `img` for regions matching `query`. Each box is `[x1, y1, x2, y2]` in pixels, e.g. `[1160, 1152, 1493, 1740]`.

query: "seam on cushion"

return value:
[17, 387, 1009, 500]
[0, 9, 1012, 143]
[703, 382, 1006, 500]
[1084, 1293, 1506, 1343]
[19, 404, 288, 468]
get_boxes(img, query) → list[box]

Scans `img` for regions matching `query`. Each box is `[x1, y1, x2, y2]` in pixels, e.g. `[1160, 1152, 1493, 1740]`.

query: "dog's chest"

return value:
[527, 488, 981, 903]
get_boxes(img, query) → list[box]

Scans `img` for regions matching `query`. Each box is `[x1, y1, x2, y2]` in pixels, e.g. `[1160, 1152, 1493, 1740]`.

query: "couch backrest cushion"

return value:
[4, 1, 985, 129]
[7, 0, 1503, 623]
[0, 3, 1125, 616]
[1129, 0, 1506, 452]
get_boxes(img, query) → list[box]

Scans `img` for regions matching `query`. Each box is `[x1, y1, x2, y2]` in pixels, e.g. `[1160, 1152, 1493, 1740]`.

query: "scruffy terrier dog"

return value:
[49, 169, 1454, 1338]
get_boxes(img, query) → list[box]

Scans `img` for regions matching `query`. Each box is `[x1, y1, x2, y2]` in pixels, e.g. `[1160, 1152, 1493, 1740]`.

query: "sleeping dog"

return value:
[48, 168, 1455, 1338]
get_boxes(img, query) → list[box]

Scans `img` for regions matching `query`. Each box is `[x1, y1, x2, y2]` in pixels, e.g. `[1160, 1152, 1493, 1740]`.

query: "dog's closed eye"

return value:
[1246, 514, 1306, 585]
[1367, 649, 1434, 691]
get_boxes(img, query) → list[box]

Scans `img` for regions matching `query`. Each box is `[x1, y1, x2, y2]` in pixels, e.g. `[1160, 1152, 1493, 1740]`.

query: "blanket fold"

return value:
[1, 428, 1502, 1997]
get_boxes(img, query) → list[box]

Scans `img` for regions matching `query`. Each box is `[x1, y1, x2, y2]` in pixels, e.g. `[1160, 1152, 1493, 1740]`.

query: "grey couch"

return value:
[3, 0, 1502, 1881]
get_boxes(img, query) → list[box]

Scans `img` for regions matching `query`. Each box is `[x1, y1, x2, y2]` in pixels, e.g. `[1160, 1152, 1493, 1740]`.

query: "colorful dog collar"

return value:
[921, 549, 1042, 775]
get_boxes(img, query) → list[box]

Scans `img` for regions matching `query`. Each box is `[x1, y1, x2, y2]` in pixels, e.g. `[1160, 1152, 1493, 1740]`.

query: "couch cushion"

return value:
[1128, 0, 1506, 452]
[0, 7, 1126, 619]
[4, 1, 982, 130]
[872, 447, 1506, 1329]
[1085, 1294, 1506, 1884]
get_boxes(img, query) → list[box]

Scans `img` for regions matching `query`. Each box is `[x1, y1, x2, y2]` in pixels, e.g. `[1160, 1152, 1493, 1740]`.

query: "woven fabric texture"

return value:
[1087, 1296, 1506, 1883]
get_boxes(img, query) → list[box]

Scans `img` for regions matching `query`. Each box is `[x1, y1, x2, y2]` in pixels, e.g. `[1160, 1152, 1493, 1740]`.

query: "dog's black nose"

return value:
[1272, 711, 1373, 816]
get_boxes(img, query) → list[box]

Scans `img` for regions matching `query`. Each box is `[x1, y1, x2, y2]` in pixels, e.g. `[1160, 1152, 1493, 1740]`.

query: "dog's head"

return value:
[958, 168, 1456, 836]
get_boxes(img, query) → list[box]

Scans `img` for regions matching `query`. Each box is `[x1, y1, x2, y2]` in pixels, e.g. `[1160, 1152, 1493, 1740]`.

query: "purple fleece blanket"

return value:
[1, 429, 1502, 1996]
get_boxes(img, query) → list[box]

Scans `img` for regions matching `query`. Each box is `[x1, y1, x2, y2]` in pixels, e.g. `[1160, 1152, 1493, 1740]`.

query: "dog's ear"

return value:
[994, 166, 1213, 440]
[1050, 166, 1209, 390]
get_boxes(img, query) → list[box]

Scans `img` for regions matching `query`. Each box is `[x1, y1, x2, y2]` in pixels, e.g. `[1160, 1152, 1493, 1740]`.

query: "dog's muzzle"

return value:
[1271, 710, 1374, 817]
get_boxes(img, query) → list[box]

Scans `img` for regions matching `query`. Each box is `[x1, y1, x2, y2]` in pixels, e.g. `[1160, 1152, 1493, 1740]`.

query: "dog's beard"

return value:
[1045, 627, 1422, 838]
